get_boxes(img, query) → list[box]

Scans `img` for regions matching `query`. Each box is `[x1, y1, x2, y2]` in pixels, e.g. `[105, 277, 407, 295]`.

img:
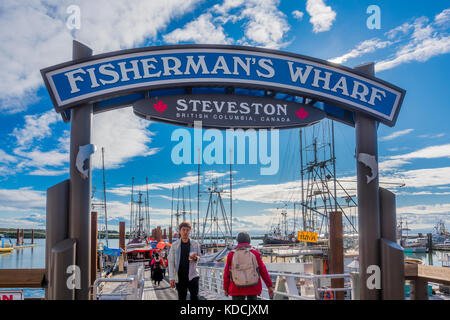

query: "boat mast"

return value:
[182, 187, 186, 221]
[146, 177, 150, 235]
[189, 185, 192, 227]
[101, 147, 109, 247]
[197, 158, 200, 240]
[130, 177, 134, 238]
[230, 150, 233, 244]
[171, 186, 174, 237]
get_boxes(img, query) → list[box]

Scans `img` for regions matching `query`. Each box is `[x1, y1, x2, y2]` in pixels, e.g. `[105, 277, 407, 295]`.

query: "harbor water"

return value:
[0, 238, 447, 299]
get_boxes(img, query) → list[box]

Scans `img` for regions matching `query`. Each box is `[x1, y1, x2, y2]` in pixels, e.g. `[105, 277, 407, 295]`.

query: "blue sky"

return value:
[0, 0, 449, 236]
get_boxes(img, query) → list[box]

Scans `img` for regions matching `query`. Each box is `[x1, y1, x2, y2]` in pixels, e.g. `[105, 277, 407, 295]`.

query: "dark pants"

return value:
[232, 295, 258, 300]
[176, 277, 199, 300]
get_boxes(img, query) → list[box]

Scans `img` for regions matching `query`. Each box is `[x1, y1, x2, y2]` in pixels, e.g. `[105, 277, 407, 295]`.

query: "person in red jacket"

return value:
[223, 232, 274, 300]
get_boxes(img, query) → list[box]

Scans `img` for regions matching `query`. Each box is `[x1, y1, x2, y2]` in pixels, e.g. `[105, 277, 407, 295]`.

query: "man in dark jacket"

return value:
[223, 232, 274, 300]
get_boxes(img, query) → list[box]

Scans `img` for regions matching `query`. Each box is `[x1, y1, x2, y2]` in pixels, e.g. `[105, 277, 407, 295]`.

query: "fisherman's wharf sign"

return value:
[41, 45, 405, 127]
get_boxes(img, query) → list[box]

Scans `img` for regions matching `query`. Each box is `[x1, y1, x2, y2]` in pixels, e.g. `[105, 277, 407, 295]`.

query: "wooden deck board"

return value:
[0, 269, 46, 288]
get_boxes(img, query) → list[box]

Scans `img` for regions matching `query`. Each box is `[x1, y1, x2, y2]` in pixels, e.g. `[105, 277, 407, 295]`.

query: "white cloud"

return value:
[306, 0, 336, 33]
[390, 144, 450, 160]
[13, 148, 68, 169]
[212, 0, 245, 16]
[379, 143, 450, 173]
[27, 168, 68, 176]
[396, 191, 450, 196]
[380, 128, 414, 141]
[376, 11, 450, 72]
[0, 149, 17, 164]
[292, 10, 304, 21]
[108, 170, 234, 197]
[376, 35, 450, 72]
[383, 166, 450, 189]
[328, 8, 450, 71]
[418, 133, 445, 139]
[0, 215, 46, 229]
[92, 107, 159, 169]
[435, 8, 450, 26]
[0, 0, 202, 113]
[210, 0, 290, 49]
[378, 159, 411, 173]
[0, 187, 46, 211]
[397, 203, 450, 215]
[329, 38, 393, 65]
[239, 0, 290, 49]
[11, 109, 61, 147]
[163, 13, 231, 44]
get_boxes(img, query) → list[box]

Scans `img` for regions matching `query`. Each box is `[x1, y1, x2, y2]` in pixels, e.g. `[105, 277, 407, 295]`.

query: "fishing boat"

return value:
[263, 208, 298, 245]
[0, 234, 14, 253]
[126, 177, 158, 268]
[92, 147, 122, 276]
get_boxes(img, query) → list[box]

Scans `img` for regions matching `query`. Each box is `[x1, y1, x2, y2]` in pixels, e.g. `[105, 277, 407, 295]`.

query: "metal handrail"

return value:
[197, 265, 352, 300]
[93, 277, 142, 300]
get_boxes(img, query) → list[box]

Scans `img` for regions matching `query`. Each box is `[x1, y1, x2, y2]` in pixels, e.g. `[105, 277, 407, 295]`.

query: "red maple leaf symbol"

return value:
[296, 108, 308, 120]
[153, 99, 167, 114]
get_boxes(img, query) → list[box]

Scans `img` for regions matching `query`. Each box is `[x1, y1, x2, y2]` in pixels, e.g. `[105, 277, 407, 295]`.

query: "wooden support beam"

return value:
[405, 264, 450, 285]
[329, 211, 344, 300]
[0, 269, 46, 288]
[119, 221, 125, 250]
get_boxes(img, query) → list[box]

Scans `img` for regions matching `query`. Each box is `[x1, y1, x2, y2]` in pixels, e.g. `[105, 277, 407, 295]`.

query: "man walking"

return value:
[168, 221, 202, 300]
[223, 231, 274, 300]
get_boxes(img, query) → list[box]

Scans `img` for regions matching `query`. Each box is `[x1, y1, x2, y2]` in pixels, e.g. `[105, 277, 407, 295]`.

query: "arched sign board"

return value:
[41, 44, 405, 128]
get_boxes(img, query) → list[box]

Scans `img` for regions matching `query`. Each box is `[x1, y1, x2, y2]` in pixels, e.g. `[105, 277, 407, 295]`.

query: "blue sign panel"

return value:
[41, 45, 405, 126]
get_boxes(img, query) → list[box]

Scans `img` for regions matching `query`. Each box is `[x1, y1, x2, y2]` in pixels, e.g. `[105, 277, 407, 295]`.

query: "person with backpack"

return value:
[223, 232, 274, 300]
[151, 252, 164, 286]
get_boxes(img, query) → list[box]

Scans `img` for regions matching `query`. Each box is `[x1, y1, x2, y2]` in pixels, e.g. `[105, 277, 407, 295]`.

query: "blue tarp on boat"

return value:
[102, 246, 121, 257]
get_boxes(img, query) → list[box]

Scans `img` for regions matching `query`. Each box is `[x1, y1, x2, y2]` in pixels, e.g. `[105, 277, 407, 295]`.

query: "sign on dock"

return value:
[297, 231, 318, 243]
[0, 290, 24, 300]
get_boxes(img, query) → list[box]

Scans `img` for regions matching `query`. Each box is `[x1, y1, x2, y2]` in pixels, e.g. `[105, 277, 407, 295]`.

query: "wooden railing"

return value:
[0, 269, 46, 288]
[405, 264, 450, 299]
